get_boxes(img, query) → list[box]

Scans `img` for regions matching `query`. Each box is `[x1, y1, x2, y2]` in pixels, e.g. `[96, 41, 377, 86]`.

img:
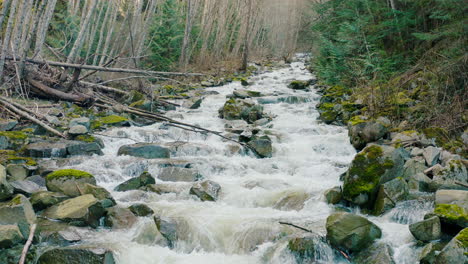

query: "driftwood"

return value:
[279, 221, 313, 233]
[0, 97, 65, 138]
[27, 75, 92, 104]
[18, 223, 37, 264]
[6, 56, 204, 76]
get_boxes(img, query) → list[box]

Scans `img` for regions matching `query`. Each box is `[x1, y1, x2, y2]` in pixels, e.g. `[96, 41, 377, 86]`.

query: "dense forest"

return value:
[0, 0, 466, 264]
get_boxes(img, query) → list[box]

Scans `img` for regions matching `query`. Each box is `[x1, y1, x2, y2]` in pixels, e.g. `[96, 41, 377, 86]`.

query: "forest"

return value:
[0, 0, 466, 264]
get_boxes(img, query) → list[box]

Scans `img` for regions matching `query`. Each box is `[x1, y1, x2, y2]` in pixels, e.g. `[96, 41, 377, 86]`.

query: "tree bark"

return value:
[0, 0, 19, 81]
[241, 0, 253, 71]
[34, 0, 57, 58]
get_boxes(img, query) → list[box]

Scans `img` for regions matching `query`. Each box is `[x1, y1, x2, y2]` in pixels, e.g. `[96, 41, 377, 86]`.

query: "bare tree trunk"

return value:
[92, 1, 113, 65]
[66, 0, 97, 64]
[0, 0, 19, 81]
[99, 1, 119, 66]
[180, 0, 195, 70]
[0, 0, 12, 33]
[241, 0, 253, 71]
[34, 0, 57, 58]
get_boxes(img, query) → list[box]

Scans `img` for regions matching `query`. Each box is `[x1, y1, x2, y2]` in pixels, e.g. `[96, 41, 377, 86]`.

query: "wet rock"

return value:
[164, 141, 214, 156]
[408, 172, 433, 192]
[342, 145, 406, 209]
[373, 177, 409, 215]
[6, 164, 29, 181]
[348, 121, 388, 150]
[218, 98, 265, 124]
[418, 242, 444, 264]
[326, 212, 382, 252]
[30, 191, 69, 211]
[0, 119, 18, 131]
[248, 135, 273, 158]
[287, 235, 323, 261]
[182, 97, 203, 109]
[233, 89, 262, 99]
[158, 167, 201, 182]
[37, 247, 115, 264]
[129, 204, 154, 217]
[434, 203, 467, 229]
[324, 186, 342, 204]
[273, 190, 309, 210]
[0, 224, 24, 248]
[435, 190, 468, 205]
[69, 117, 90, 130]
[42, 194, 105, 228]
[10, 180, 44, 196]
[278, 96, 310, 104]
[409, 216, 442, 242]
[143, 183, 190, 195]
[154, 216, 178, 248]
[45, 169, 96, 197]
[190, 180, 221, 201]
[353, 243, 395, 264]
[288, 80, 310, 90]
[66, 140, 104, 156]
[79, 183, 115, 208]
[115, 171, 155, 191]
[26, 141, 68, 158]
[435, 228, 467, 263]
[118, 143, 170, 159]
[69, 125, 88, 135]
[423, 146, 441, 166]
[104, 206, 137, 229]
[257, 97, 279, 104]
[0, 194, 36, 237]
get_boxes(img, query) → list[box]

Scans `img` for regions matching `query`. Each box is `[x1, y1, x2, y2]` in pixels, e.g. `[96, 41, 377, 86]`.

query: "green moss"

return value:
[129, 100, 145, 108]
[343, 145, 393, 199]
[90, 120, 102, 130]
[422, 127, 449, 146]
[46, 169, 94, 181]
[126, 90, 145, 103]
[318, 102, 336, 110]
[10, 195, 23, 205]
[98, 115, 128, 125]
[348, 115, 367, 126]
[75, 135, 97, 143]
[434, 204, 468, 224]
[455, 228, 468, 248]
[0, 131, 28, 140]
[0, 150, 36, 166]
[21, 128, 34, 133]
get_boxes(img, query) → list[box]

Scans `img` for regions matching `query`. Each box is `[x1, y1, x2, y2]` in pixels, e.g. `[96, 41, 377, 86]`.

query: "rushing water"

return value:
[43, 55, 430, 263]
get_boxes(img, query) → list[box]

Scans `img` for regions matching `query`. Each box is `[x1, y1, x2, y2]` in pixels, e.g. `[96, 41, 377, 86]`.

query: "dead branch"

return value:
[18, 223, 37, 264]
[27, 75, 92, 104]
[81, 80, 129, 95]
[6, 56, 204, 76]
[279, 221, 313, 233]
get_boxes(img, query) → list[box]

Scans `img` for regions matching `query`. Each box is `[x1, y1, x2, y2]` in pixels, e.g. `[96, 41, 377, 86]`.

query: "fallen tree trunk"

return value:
[27, 76, 93, 104]
[6, 56, 204, 76]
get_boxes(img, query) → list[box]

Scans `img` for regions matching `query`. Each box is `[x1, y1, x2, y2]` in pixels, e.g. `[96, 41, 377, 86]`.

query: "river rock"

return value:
[434, 203, 467, 229]
[287, 235, 323, 261]
[418, 242, 445, 264]
[182, 97, 203, 109]
[402, 157, 427, 180]
[115, 171, 156, 191]
[69, 125, 88, 135]
[158, 167, 201, 182]
[37, 247, 115, 264]
[435, 190, 468, 205]
[248, 135, 273, 158]
[154, 216, 178, 248]
[342, 145, 406, 209]
[129, 204, 154, 217]
[353, 243, 395, 264]
[0, 165, 13, 201]
[423, 146, 441, 166]
[79, 183, 115, 208]
[218, 98, 265, 124]
[10, 180, 44, 196]
[42, 194, 105, 228]
[288, 80, 310, 90]
[279, 96, 310, 104]
[410, 147, 424, 157]
[273, 191, 310, 211]
[348, 121, 388, 150]
[190, 180, 221, 201]
[69, 117, 90, 130]
[324, 186, 342, 204]
[409, 216, 442, 242]
[373, 177, 409, 215]
[104, 206, 137, 229]
[326, 212, 382, 252]
[0, 225, 24, 248]
[6, 164, 29, 181]
[0, 194, 36, 237]
[434, 228, 467, 263]
[26, 141, 68, 158]
[431, 159, 467, 190]
[408, 172, 433, 192]
[66, 140, 103, 156]
[0, 119, 18, 131]
[45, 169, 96, 197]
[117, 143, 170, 159]
[30, 191, 69, 211]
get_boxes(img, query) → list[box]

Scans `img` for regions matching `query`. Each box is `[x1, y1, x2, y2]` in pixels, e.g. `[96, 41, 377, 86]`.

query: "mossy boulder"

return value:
[98, 115, 129, 126]
[373, 177, 409, 215]
[326, 212, 382, 252]
[30, 191, 69, 211]
[434, 228, 467, 263]
[247, 135, 273, 158]
[0, 194, 36, 238]
[288, 80, 311, 90]
[117, 143, 170, 159]
[37, 247, 115, 264]
[317, 102, 340, 124]
[342, 145, 405, 209]
[348, 120, 388, 150]
[42, 194, 105, 228]
[218, 98, 265, 124]
[114, 171, 155, 192]
[46, 169, 96, 197]
[0, 131, 29, 150]
[434, 203, 468, 229]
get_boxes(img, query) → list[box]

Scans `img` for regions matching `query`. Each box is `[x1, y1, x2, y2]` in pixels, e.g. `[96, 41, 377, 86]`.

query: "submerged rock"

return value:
[287, 235, 323, 261]
[117, 143, 170, 159]
[158, 167, 202, 182]
[154, 216, 178, 248]
[104, 206, 137, 229]
[115, 171, 155, 191]
[190, 180, 221, 201]
[182, 97, 203, 109]
[248, 135, 273, 158]
[37, 247, 115, 264]
[326, 212, 382, 252]
[409, 216, 442, 242]
[129, 204, 154, 217]
[45, 169, 96, 197]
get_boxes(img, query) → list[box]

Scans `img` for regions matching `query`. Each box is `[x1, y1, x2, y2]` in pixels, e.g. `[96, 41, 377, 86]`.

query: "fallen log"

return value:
[6, 56, 204, 76]
[27, 76, 93, 104]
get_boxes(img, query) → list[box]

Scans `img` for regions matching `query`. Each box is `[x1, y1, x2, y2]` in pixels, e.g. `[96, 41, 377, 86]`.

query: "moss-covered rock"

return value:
[218, 98, 265, 124]
[46, 169, 96, 197]
[348, 120, 388, 150]
[287, 235, 324, 262]
[434, 204, 468, 229]
[37, 246, 115, 264]
[435, 228, 467, 263]
[0, 131, 29, 150]
[114, 171, 155, 192]
[30, 191, 69, 211]
[0, 194, 36, 238]
[342, 145, 405, 209]
[288, 80, 311, 90]
[98, 115, 129, 126]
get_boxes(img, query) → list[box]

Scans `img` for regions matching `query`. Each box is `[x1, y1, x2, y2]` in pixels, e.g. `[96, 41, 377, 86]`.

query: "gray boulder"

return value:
[158, 167, 202, 182]
[26, 141, 68, 158]
[118, 143, 170, 159]
[115, 171, 155, 191]
[10, 180, 44, 196]
[0, 194, 37, 237]
[69, 117, 90, 130]
[326, 212, 382, 252]
[190, 180, 221, 201]
[66, 140, 103, 156]
[30, 191, 69, 211]
[348, 121, 388, 150]
[182, 97, 203, 109]
[373, 177, 409, 215]
[353, 243, 395, 264]
[37, 247, 115, 264]
[154, 216, 178, 248]
[6, 164, 30, 181]
[409, 216, 442, 242]
[248, 135, 273, 158]
[104, 207, 137, 229]
[402, 157, 427, 180]
[435, 190, 468, 205]
[42, 194, 105, 228]
[435, 228, 467, 263]
[0, 225, 24, 248]
[45, 169, 96, 197]
[423, 146, 441, 166]
[432, 159, 467, 190]
[129, 204, 154, 217]
[69, 125, 88, 135]
[324, 186, 342, 204]
[0, 165, 13, 201]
